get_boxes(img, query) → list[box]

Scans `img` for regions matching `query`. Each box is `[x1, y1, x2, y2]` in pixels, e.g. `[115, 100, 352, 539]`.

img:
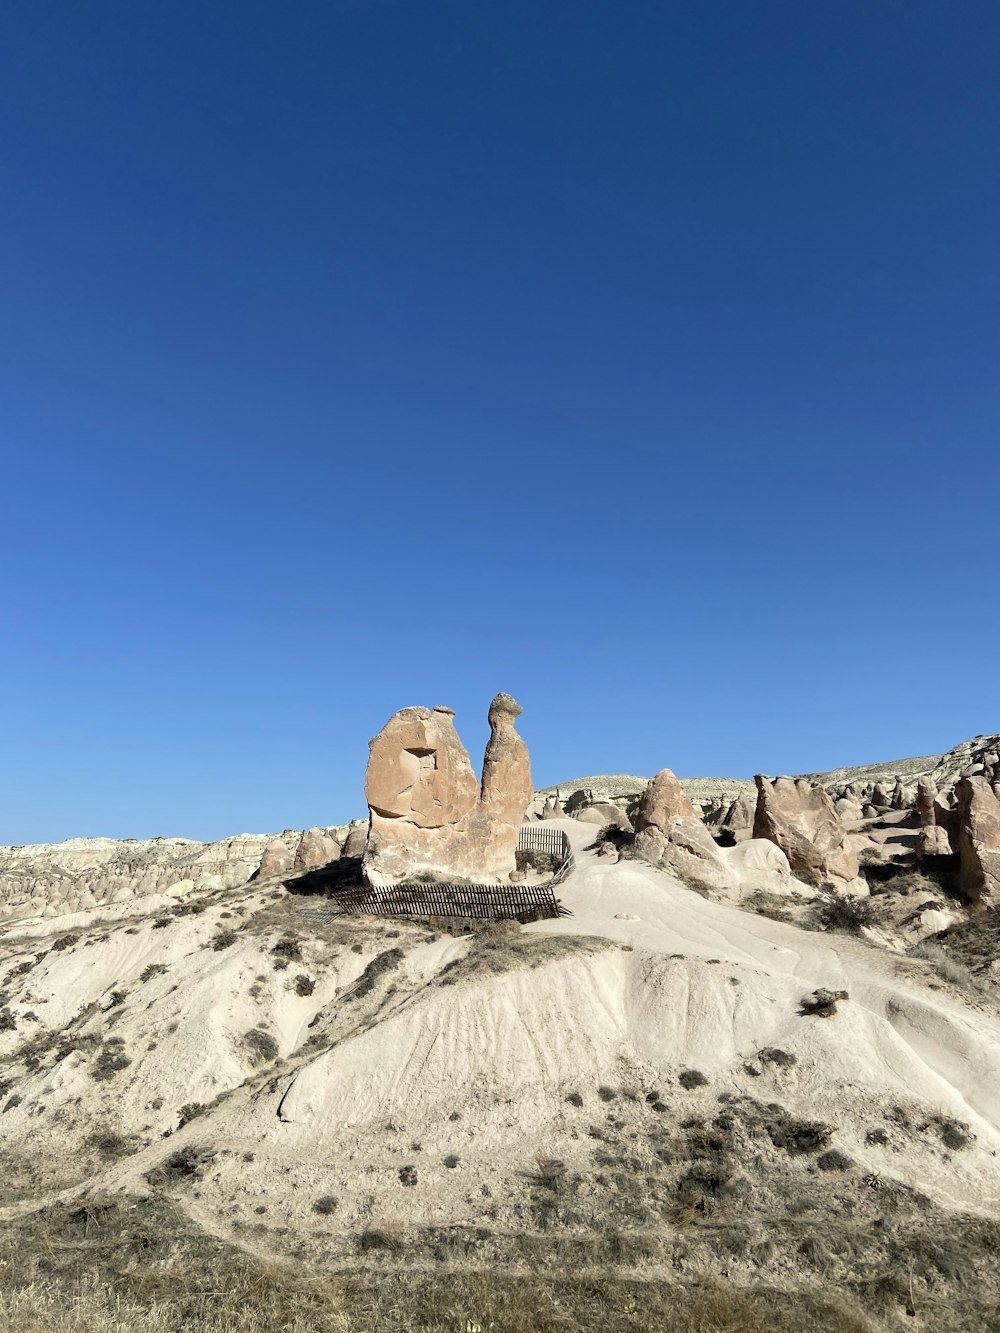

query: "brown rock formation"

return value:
[257, 838, 294, 880]
[293, 827, 341, 871]
[752, 776, 859, 887]
[363, 694, 532, 883]
[955, 776, 1000, 905]
[633, 769, 696, 834]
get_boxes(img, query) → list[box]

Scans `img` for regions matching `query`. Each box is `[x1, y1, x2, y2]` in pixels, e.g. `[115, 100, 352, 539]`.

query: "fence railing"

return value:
[329, 821, 575, 922]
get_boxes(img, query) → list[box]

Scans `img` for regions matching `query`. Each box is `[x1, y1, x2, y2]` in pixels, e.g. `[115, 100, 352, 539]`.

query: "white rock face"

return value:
[0, 824, 351, 922]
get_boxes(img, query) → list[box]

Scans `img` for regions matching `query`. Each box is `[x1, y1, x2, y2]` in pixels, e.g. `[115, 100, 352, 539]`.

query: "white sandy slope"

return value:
[0, 819, 998, 1243]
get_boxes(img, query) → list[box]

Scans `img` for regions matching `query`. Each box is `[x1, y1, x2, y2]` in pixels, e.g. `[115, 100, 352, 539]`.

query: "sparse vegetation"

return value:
[816, 895, 876, 933]
[758, 1048, 797, 1069]
[140, 962, 168, 983]
[272, 935, 303, 961]
[312, 1195, 339, 1214]
[678, 1069, 709, 1089]
[240, 1027, 279, 1066]
[211, 929, 239, 950]
[90, 1037, 131, 1081]
[817, 1149, 854, 1171]
[911, 940, 987, 994]
[293, 973, 316, 996]
[398, 1165, 418, 1187]
[348, 948, 405, 1000]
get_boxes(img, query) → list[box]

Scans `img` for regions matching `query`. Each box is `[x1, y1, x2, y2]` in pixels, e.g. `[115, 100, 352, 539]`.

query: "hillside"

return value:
[0, 813, 998, 1330]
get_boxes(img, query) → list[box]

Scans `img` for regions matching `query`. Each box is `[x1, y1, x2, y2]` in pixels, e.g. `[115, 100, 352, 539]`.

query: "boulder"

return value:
[752, 776, 859, 887]
[955, 776, 1000, 905]
[634, 816, 735, 894]
[294, 827, 341, 871]
[363, 693, 532, 883]
[871, 783, 890, 808]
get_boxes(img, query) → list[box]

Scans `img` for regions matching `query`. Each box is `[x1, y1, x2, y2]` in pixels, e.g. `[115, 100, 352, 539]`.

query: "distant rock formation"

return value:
[955, 776, 1000, 905]
[363, 693, 532, 883]
[256, 838, 294, 880]
[914, 777, 952, 859]
[294, 827, 341, 871]
[752, 776, 859, 887]
[631, 768, 791, 896]
[632, 768, 696, 833]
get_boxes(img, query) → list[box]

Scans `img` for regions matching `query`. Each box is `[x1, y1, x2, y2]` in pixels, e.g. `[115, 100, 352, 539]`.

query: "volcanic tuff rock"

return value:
[752, 775, 860, 888]
[363, 693, 532, 883]
[632, 768, 696, 833]
[955, 776, 1000, 905]
[293, 827, 341, 871]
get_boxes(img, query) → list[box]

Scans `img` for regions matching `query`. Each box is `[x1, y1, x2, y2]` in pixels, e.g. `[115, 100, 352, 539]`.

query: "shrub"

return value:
[0, 1008, 15, 1032]
[679, 1069, 709, 1089]
[139, 963, 167, 983]
[292, 974, 315, 996]
[597, 1085, 617, 1102]
[565, 1091, 584, 1108]
[91, 1040, 131, 1082]
[758, 1048, 797, 1069]
[398, 1165, 418, 1187]
[817, 895, 876, 933]
[272, 936, 303, 962]
[106, 990, 127, 1008]
[927, 1115, 975, 1150]
[144, 1145, 215, 1186]
[765, 1115, 833, 1154]
[240, 1028, 279, 1066]
[312, 1195, 339, 1214]
[212, 930, 239, 951]
[442, 1154, 460, 1169]
[50, 935, 75, 951]
[816, 1149, 854, 1171]
[87, 1130, 136, 1159]
[177, 1102, 205, 1127]
[348, 948, 404, 1000]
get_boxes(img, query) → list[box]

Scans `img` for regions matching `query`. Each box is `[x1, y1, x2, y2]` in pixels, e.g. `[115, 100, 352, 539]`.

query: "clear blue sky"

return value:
[2, 2, 998, 844]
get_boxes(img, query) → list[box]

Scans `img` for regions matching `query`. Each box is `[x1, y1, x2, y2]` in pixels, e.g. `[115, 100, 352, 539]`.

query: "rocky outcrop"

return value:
[955, 777, 1000, 905]
[752, 776, 860, 888]
[256, 838, 294, 880]
[633, 769, 695, 833]
[363, 694, 532, 883]
[631, 768, 790, 897]
[294, 827, 341, 871]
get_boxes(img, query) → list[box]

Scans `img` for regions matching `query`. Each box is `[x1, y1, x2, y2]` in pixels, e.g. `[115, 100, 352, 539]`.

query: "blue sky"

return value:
[2, 1, 998, 843]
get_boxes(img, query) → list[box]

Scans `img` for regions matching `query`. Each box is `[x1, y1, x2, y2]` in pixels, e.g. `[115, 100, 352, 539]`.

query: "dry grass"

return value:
[0, 1194, 879, 1332]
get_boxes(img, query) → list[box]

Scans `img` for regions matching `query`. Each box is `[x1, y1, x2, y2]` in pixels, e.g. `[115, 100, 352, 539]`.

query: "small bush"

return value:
[348, 948, 404, 1000]
[212, 929, 239, 951]
[272, 936, 303, 962]
[177, 1102, 205, 1127]
[145, 1145, 215, 1186]
[758, 1048, 797, 1069]
[91, 1041, 131, 1082]
[3, 1093, 23, 1113]
[816, 1149, 853, 1171]
[292, 974, 315, 996]
[817, 895, 876, 933]
[443, 1154, 460, 1169]
[865, 1127, 889, 1145]
[927, 1115, 975, 1150]
[565, 1091, 584, 1108]
[106, 990, 128, 1008]
[240, 1028, 279, 1066]
[0, 1008, 15, 1032]
[312, 1195, 339, 1214]
[139, 963, 167, 983]
[398, 1165, 418, 1187]
[679, 1069, 709, 1089]
[50, 935, 75, 951]
[597, 1085, 617, 1102]
[87, 1129, 136, 1159]
[765, 1115, 833, 1154]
